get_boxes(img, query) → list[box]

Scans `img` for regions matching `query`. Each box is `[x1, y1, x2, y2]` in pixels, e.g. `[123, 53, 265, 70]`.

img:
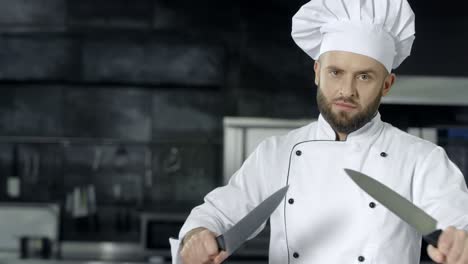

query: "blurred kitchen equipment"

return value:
[114, 144, 129, 170]
[140, 212, 187, 258]
[0, 203, 59, 259]
[92, 147, 103, 171]
[19, 236, 52, 259]
[223, 117, 312, 184]
[162, 147, 181, 174]
[144, 147, 152, 188]
[7, 144, 21, 198]
[66, 185, 97, 218]
[18, 145, 40, 185]
[65, 185, 99, 233]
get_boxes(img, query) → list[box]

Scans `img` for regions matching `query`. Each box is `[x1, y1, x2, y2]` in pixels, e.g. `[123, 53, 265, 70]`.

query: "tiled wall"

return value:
[0, 87, 224, 241]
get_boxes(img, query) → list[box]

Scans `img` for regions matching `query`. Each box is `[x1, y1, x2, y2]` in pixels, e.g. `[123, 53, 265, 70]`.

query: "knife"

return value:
[344, 168, 442, 247]
[215, 185, 289, 255]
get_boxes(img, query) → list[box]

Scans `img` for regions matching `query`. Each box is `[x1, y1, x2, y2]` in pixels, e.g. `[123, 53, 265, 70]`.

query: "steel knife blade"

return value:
[216, 185, 289, 255]
[344, 168, 442, 247]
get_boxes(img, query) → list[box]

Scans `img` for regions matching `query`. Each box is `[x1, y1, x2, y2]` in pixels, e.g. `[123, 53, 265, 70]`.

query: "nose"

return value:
[339, 77, 357, 98]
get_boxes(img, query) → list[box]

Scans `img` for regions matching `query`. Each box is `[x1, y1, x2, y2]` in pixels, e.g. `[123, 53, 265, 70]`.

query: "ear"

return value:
[382, 73, 396, 96]
[314, 61, 320, 86]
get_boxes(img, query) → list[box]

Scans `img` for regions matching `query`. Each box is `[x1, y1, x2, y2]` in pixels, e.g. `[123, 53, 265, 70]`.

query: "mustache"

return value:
[332, 96, 358, 105]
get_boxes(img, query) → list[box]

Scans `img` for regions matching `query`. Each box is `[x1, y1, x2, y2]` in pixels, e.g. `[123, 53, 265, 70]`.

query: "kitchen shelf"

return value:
[382, 75, 468, 106]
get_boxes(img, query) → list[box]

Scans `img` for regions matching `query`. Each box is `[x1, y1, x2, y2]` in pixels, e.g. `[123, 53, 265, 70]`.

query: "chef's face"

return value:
[314, 51, 395, 135]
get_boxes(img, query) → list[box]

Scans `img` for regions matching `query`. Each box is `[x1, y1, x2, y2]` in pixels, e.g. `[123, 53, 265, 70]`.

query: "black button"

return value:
[288, 198, 294, 204]
[296, 150, 302, 156]
[358, 256, 365, 262]
[380, 152, 387, 157]
[293, 252, 300, 258]
[369, 202, 376, 208]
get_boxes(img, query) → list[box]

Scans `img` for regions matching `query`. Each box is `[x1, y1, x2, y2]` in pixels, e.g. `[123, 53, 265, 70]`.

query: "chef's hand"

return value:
[180, 227, 228, 264]
[428, 226, 468, 263]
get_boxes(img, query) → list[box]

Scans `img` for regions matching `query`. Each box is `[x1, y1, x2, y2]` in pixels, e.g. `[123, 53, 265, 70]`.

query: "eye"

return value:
[329, 70, 340, 77]
[358, 74, 370, 81]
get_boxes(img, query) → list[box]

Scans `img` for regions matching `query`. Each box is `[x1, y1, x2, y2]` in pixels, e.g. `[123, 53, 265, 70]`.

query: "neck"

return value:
[336, 132, 347, 141]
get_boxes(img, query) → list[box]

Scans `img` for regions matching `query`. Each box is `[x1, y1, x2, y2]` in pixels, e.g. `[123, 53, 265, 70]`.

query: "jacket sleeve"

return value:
[169, 139, 274, 264]
[413, 145, 468, 231]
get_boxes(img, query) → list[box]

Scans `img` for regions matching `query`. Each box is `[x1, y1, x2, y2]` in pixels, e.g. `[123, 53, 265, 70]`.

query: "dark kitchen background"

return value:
[0, 0, 467, 264]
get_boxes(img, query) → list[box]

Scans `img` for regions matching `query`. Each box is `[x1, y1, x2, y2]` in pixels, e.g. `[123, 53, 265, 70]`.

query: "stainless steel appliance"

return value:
[0, 203, 59, 260]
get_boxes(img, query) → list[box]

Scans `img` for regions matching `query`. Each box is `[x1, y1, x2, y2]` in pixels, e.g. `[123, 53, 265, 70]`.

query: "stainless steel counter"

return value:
[3, 261, 150, 264]
[0, 242, 158, 263]
[0, 241, 268, 264]
[0, 259, 435, 264]
[0, 241, 435, 264]
[59, 242, 151, 261]
[2, 260, 268, 264]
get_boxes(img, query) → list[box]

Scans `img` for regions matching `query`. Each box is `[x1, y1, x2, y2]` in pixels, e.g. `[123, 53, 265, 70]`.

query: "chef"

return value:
[170, 0, 468, 263]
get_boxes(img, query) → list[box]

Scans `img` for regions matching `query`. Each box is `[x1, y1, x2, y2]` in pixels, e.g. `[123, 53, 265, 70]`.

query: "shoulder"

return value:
[379, 122, 439, 156]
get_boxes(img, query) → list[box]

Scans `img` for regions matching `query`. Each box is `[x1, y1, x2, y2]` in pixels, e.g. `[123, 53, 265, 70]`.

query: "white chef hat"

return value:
[291, 0, 415, 72]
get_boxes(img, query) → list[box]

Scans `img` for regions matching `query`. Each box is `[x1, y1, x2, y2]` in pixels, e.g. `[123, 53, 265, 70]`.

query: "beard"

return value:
[316, 85, 382, 135]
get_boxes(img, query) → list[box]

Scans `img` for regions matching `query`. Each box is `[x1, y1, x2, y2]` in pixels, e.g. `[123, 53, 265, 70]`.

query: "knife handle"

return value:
[423, 229, 442, 247]
[216, 235, 226, 251]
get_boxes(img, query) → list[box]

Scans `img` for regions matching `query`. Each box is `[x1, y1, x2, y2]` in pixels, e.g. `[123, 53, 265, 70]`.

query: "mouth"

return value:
[333, 100, 358, 111]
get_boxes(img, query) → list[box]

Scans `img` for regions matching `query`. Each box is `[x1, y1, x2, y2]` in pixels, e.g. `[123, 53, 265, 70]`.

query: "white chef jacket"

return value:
[170, 113, 468, 264]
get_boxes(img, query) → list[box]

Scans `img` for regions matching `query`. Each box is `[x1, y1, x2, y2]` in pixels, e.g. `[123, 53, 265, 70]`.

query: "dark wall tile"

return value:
[456, 108, 468, 124]
[153, 0, 240, 32]
[152, 90, 224, 139]
[62, 145, 96, 188]
[0, 85, 63, 136]
[445, 145, 468, 177]
[82, 39, 225, 86]
[408, 0, 468, 18]
[0, 36, 78, 80]
[68, 0, 153, 29]
[396, 18, 468, 76]
[380, 105, 461, 129]
[0, 0, 66, 32]
[240, 26, 315, 94]
[236, 90, 316, 119]
[64, 87, 151, 140]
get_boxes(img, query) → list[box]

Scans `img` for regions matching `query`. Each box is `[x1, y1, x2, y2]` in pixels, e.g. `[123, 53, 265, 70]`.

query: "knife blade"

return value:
[344, 168, 442, 247]
[216, 185, 289, 255]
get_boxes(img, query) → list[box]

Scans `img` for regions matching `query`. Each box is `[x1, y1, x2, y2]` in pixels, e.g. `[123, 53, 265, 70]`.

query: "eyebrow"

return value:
[325, 65, 343, 71]
[355, 68, 378, 75]
[325, 65, 378, 75]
